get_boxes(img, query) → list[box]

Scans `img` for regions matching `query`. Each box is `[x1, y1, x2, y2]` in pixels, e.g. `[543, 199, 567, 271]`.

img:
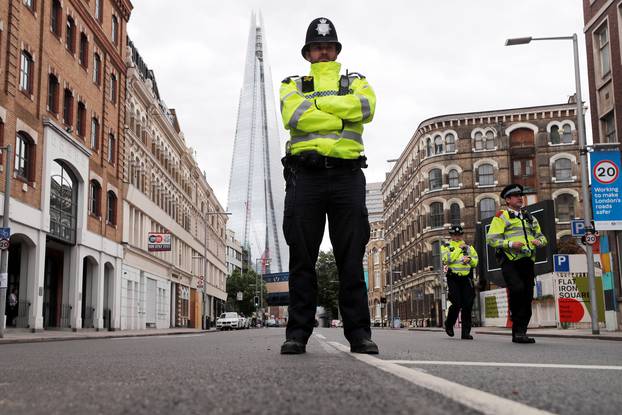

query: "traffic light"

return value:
[254, 296, 259, 307]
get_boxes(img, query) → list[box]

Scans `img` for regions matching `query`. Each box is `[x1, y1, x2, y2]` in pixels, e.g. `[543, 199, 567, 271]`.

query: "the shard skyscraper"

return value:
[227, 12, 288, 273]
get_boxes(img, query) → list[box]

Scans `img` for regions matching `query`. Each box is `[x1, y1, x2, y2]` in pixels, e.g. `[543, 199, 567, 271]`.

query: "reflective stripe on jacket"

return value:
[279, 61, 376, 160]
[441, 240, 478, 276]
[486, 209, 548, 262]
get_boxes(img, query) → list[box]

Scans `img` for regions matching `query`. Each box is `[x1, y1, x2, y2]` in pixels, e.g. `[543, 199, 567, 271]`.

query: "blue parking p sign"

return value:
[571, 220, 586, 237]
[553, 255, 570, 272]
[0, 227, 9, 239]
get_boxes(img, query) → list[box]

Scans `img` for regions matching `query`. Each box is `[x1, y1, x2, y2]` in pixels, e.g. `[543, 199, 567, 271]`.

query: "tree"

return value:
[316, 250, 339, 319]
[225, 269, 266, 316]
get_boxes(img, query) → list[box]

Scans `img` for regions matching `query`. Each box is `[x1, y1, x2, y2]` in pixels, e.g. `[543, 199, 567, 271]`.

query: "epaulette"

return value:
[281, 75, 300, 83]
[495, 210, 506, 218]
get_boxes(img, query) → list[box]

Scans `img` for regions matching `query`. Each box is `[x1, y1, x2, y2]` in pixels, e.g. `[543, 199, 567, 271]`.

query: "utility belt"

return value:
[282, 152, 367, 171]
[446, 270, 473, 279]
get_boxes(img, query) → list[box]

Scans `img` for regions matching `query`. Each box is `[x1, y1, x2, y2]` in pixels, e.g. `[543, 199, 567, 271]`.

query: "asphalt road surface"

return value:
[0, 328, 620, 414]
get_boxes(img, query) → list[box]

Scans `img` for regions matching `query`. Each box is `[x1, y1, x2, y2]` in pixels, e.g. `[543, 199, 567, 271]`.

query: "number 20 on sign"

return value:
[593, 160, 619, 184]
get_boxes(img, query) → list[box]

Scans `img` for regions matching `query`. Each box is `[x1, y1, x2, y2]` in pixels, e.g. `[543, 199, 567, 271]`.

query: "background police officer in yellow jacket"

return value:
[486, 184, 548, 344]
[441, 225, 478, 340]
[279, 17, 377, 355]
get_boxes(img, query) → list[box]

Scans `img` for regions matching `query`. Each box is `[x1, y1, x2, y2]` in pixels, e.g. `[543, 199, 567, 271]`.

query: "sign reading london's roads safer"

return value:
[590, 150, 622, 230]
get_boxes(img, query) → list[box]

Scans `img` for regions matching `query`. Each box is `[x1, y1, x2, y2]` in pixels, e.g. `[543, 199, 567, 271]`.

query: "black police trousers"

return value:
[502, 257, 535, 336]
[282, 165, 371, 344]
[445, 272, 475, 335]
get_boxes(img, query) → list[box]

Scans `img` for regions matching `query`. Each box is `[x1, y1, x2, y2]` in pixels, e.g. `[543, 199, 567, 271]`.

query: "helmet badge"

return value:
[316, 18, 332, 36]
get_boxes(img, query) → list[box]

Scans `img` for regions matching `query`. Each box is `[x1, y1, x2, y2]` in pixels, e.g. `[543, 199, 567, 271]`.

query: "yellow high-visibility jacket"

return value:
[486, 209, 547, 262]
[279, 61, 376, 160]
[441, 240, 478, 276]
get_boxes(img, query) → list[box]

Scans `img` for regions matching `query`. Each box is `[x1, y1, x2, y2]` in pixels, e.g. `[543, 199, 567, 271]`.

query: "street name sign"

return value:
[590, 150, 622, 230]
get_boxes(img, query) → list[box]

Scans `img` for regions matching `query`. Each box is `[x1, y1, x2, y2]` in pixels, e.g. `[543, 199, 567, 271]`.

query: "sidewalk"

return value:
[408, 326, 622, 341]
[0, 327, 216, 345]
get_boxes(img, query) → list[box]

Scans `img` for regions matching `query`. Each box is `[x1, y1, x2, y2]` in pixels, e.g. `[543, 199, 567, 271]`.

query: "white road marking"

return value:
[110, 334, 205, 340]
[385, 360, 622, 371]
[326, 341, 555, 415]
[314, 334, 339, 354]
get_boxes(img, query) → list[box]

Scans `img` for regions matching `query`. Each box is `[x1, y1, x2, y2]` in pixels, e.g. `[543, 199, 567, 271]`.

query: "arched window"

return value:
[428, 168, 442, 190]
[550, 125, 560, 144]
[76, 101, 86, 137]
[50, 161, 77, 244]
[561, 124, 573, 144]
[107, 133, 115, 163]
[474, 131, 483, 150]
[449, 203, 461, 225]
[434, 135, 443, 154]
[63, 88, 73, 126]
[448, 169, 459, 188]
[51, 0, 62, 37]
[20, 51, 34, 94]
[554, 158, 572, 181]
[90, 117, 99, 150]
[429, 202, 444, 228]
[477, 164, 494, 186]
[89, 180, 101, 217]
[112, 15, 119, 45]
[107, 191, 117, 225]
[485, 130, 495, 149]
[66, 16, 76, 53]
[426, 137, 432, 157]
[79, 32, 89, 67]
[479, 198, 496, 221]
[555, 194, 575, 222]
[93, 53, 101, 85]
[47, 74, 59, 114]
[15, 132, 34, 181]
[110, 73, 117, 103]
[445, 133, 456, 152]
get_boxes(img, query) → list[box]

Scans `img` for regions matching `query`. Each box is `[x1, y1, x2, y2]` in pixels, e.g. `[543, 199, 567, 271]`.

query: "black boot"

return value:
[350, 338, 379, 354]
[280, 339, 307, 354]
[461, 332, 473, 340]
[444, 321, 454, 337]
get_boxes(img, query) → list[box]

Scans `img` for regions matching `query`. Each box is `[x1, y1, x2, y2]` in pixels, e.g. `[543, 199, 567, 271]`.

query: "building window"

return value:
[109, 73, 117, 103]
[448, 169, 459, 188]
[430, 202, 443, 228]
[428, 168, 442, 190]
[89, 180, 101, 217]
[79, 32, 88, 67]
[445, 133, 456, 152]
[479, 198, 496, 221]
[107, 191, 117, 225]
[431, 240, 441, 270]
[76, 101, 86, 138]
[50, 0, 62, 36]
[561, 124, 572, 143]
[477, 164, 494, 186]
[24, 0, 35, 11]
[47, 74, 59, 114]
[555, 194, 575, 223]
[15, 132, 34, 181]
[63, 88, 73, 126]
[20, 51, 34, 94]
[554, 158, 572, 181]
[107, 133, 115, 163]
[426, 137, 432, 157]
[49, 161, 77, 244]
[95, 0, 103, 22]
[474, 131, 484, 150]
[484, 130, 495, 149]
[112, 15, 119, 45]
[90, 117, 99, 150]
[449, 203, 460, 226]
[602, 111, 616, 143]
[550, 125, 560, 144]
[93, 53, 101, 85]
[596, 23, 611, 77]
[434, 135, 443, 154]
[374, 270, 380, 289]
[66, 16, 76, 54]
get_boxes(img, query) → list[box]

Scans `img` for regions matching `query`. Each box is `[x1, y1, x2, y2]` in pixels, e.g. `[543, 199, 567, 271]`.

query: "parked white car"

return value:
[216, 312, 241, 330]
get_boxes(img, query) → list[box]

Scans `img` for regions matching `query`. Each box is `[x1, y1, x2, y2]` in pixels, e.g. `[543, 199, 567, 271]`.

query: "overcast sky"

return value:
[127, 0, 588, 245]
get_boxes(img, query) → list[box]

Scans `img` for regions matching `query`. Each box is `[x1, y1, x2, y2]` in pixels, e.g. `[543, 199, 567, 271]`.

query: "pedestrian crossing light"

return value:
[254, 296, 259, 307]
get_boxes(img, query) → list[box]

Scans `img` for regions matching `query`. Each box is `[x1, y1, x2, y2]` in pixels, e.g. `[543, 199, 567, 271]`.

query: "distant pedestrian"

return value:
[486, 184, 547, 344]
[8, 288, 18, 326]
[441, 225, 478, 339]
[279, 17, 377, 354]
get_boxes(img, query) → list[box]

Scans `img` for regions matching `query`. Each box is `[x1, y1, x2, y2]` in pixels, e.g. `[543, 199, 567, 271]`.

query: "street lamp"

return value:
[505, 34, 600, 335]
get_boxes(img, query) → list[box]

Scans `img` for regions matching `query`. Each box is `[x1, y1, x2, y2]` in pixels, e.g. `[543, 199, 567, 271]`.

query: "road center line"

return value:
[326, 341, 555, 415]
[385, 360, 622, 371]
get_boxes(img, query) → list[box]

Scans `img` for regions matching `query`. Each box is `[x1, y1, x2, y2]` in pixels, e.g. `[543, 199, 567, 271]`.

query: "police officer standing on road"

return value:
[486, 184, 548, 344]
[279, 17, 377, 355]
[441, 225, 478, 340]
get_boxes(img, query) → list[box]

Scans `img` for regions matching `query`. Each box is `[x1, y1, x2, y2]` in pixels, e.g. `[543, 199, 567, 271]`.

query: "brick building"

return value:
[381, 101, 582, 327]
[0, 0, 132, 331]
[583, 0, 622, 319]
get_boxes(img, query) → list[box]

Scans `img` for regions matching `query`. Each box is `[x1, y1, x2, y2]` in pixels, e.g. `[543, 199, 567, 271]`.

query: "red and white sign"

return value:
[147, 232, 172, 252]
[593, 160, 619, 185]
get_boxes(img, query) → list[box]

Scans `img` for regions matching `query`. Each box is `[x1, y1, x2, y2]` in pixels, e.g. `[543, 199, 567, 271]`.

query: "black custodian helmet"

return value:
[301, 17, 342, 59]
[449, 225, 464, 235]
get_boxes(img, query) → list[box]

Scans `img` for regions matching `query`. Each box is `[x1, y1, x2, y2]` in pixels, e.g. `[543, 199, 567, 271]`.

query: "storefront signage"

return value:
[147, 232, 171, 252]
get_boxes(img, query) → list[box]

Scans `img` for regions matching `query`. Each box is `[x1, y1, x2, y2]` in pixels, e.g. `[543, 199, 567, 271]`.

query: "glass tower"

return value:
[227, 12, 287, 273]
